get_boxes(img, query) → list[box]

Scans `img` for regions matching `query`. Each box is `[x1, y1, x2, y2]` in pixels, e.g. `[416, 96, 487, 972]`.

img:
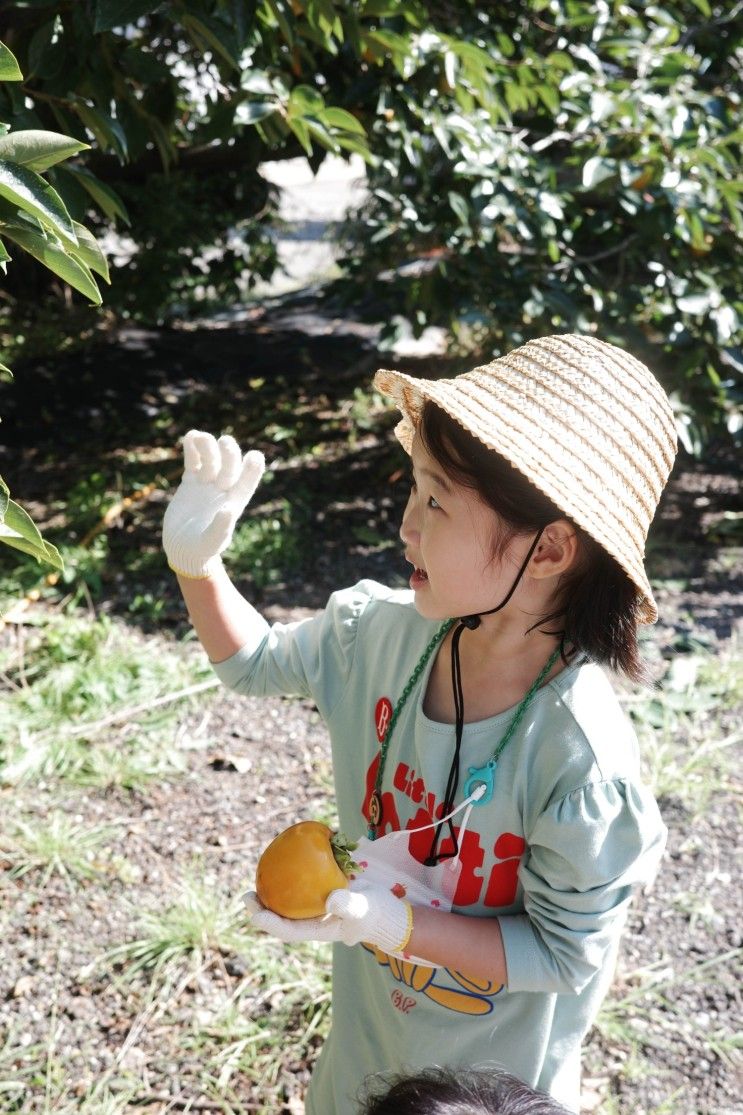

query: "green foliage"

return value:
[1, 810, 114, 885]
[229, 497, 304, 588]
[0, 473, 63, 570]
[628, 635, 741, 812]
[0, 39, 108, 570]
[338, 1, 742, 447]
[0, 612, 213, 787]
[104, 869, 254, 976]
[0, 0, 494, 321]
[0, 2, 739, 443]
[109, 167, 278, 319]
[0, 46, 107, 305]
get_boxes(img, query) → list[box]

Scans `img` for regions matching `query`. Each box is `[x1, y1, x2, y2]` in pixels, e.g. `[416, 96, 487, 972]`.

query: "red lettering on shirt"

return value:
[375, 697, 393, 742]
[393, 764, 409, 792]
[494, 832, 526, 859]
[484, 834, 526, 908]
[391, 989, 417, 1014]
[392, 765, 429, 808]
[451, 830, 486, 905]
[364, 757, 525, 908]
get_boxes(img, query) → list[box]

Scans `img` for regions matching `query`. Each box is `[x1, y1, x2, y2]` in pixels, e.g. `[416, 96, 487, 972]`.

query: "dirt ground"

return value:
[0, 299, 741, 1113]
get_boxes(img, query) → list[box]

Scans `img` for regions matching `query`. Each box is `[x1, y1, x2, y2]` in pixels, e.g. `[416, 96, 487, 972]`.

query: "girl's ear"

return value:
[530, 520, 580, 579]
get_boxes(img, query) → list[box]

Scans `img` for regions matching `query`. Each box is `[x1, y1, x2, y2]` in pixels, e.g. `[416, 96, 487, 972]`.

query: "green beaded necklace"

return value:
[367, 624, 561, 844]
[367, 620, 453, 837]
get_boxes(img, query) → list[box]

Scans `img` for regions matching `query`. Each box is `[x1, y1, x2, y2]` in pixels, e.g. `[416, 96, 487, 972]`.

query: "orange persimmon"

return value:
[255, 821, 357, 919]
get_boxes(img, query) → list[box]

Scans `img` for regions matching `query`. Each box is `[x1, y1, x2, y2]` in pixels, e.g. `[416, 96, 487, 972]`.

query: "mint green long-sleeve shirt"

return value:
[214, 581, 666, 1113]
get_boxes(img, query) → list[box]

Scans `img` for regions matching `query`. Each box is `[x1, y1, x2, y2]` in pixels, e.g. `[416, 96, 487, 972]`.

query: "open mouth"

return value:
[409, 565, 429, 589]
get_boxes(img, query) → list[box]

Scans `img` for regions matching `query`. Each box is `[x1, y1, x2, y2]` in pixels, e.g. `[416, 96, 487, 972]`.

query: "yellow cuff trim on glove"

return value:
[168, 562, 220, 581]
[396, 901, 414, 953]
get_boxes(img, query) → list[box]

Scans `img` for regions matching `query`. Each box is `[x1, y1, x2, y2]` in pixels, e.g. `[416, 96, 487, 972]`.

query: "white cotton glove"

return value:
[163, 430, 265, 578]
[326, 883, 414, 953]
[244, 883, 414, 955]
[243, 892, 347, 945]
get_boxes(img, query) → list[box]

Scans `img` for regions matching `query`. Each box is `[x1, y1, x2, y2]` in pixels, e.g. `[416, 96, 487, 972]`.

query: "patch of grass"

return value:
[0, 298, 106, 368]
[185, 938, 332, 1113]
[0, 810, 115, 886]
[669, 888, 724, 932]
[593, 948, 741, 1088]
[103, 867, 255, 978]
[0, 1012, 138, 1114]
[625, 637, 742, 812]
[228, 497, 304, 588]
[0, 1026, 45, 1111]
[0, 539, 112, 622]
[48, 1084, 140, 1115]
[0, 611, 213, 788]
[85, 867, 332, 1113]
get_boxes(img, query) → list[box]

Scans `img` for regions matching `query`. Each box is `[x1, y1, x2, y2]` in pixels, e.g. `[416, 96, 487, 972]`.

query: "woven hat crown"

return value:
[374, 333, 677, 624]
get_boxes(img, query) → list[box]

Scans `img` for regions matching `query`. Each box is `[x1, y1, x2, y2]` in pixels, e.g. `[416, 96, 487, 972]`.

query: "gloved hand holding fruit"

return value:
[244, 820, 414, 955]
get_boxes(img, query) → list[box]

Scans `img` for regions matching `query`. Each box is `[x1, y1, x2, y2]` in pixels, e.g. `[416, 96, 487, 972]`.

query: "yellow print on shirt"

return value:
[363, 943, 504, 1015]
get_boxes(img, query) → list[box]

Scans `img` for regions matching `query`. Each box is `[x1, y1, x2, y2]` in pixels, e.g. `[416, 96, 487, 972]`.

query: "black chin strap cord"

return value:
[425, 527, 546, 865]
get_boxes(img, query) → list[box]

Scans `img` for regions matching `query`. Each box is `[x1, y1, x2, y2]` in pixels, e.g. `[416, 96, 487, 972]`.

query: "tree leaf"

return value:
[677, 293, 712, 315]
[0, 159, 77, 245]
[288, 85, 326, 117]
[72, 221, 110, 282]
[448, 190, 470, 228]
[181, 12, 240, 71]
[93, 1, 164, 34]
[0, 526, 64, 570]
[287, 117, 313, 156]
[1, 222, 102, 304]
[71, 101, 128, 162]
[240, 71, 276, 96]
[0, 42, 23, 81]
[360, 0, 409, 15]
[322, 107, 366, 136]
[0, 130, 90, 173]
[264, 0, 295, 46]
[1, 495, 45, 545]
[582, 156, 616, 189]
[63, 165, 130, 225]
[304, 117, 339, 153]
[234, 101, 278, 125]
[539, 192, 564, 220]
[0, 487, 65, 578]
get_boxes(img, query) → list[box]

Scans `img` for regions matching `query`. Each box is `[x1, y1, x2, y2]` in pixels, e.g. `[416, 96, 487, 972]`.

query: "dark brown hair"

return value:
[361, 1066, 571, 1115]
[419, 401, 648, 683]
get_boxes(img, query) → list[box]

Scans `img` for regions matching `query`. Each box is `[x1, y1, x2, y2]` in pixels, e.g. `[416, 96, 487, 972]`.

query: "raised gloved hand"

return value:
[244, 882, 414, 955]
[163, 430, 265, 578]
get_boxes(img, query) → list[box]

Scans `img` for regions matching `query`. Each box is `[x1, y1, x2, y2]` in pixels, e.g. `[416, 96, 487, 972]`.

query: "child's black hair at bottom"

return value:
[359, 1065, 572, 1115]
[419, 401, 650, 683]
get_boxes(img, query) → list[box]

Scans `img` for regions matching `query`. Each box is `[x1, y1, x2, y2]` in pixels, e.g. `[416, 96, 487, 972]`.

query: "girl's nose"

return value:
[400, 491, 419, 545]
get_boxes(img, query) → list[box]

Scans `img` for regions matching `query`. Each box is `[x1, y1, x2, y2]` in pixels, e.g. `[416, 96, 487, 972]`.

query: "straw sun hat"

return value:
[374, 333, 677, 625]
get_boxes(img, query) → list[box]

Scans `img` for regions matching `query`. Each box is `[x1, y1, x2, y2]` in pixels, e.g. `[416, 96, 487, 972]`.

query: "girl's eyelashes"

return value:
[409, 473, 442, 511]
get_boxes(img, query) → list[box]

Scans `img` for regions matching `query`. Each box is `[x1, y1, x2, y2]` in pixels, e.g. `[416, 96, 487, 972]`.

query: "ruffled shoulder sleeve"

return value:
[499, 777, 666, 995]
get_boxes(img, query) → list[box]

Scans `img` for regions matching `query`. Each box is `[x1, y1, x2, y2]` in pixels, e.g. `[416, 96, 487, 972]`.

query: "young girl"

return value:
[162, 333, 676, 1114]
